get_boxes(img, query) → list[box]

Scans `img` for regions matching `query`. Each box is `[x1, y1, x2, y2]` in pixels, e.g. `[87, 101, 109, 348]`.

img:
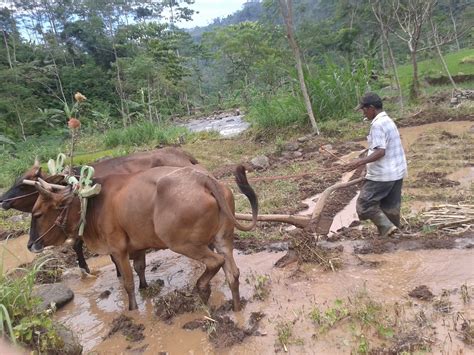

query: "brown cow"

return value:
[28, 166, 258, 311]
[1, 147, 202, 211]
[1, 147, 204, 277]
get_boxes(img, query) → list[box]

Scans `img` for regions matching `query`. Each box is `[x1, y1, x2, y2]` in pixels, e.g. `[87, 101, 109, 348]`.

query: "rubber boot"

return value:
[384, 211, 400, 228]
[370, 211, 398, 237]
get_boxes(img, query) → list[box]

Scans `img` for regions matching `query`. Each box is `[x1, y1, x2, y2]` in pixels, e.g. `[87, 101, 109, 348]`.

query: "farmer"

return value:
[345, 92, 407, 237]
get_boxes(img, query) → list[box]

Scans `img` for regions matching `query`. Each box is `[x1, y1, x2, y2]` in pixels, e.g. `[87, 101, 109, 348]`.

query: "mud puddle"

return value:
[0, 234, 35, 271]
[54, 243, 473, 354]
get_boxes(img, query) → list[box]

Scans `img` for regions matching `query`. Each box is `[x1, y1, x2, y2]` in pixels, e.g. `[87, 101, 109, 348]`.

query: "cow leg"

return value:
[214, 230, 241, 311]
[171, 245, 224, 304]
[73, 239, 90, 274]
[112, 251, 138, 310]
[132, 250, 148, 289]
[110, 255, 122, 278]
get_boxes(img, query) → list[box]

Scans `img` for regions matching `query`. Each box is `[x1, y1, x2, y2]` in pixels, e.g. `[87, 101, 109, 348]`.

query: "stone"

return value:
[33, 283, 74, 312]
[320, 144, 333, 152]
[251, 155, 270, 169]
[284, 142, 299, 151]
[54, 324, 83, 355]
[297, 136, 308, 143]
[266, 242, 289, 252]
[291, 151, 303, 158]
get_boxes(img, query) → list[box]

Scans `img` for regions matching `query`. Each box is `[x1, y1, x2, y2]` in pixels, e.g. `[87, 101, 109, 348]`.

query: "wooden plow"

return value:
[235, 176, 364, 229]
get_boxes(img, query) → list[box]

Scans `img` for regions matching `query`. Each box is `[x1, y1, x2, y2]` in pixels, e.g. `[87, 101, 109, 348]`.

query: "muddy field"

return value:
[1, 116, 473, 354]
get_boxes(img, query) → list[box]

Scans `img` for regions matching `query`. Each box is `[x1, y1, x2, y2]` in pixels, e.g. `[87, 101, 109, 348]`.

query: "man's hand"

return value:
[344, 158, 363, 172]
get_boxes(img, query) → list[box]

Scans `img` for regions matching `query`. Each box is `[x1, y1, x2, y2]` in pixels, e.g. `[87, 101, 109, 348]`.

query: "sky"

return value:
[179, 0, 249, 28]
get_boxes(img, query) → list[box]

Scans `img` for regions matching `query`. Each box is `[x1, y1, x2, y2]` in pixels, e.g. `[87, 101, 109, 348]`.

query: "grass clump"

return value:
[245, 273, 271, 301]
[309, 289, 397, 352]
[275, 320, 304, 351]
[309, 299, 350, 332]
[0, 258, 63, 352]
[104, 122, 188, 148]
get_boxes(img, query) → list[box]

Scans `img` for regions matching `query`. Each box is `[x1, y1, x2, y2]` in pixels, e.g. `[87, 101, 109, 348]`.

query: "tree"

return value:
[278, 0, 319, 134]
[370, 0, 404, 110]
[389, 0, 436, 99]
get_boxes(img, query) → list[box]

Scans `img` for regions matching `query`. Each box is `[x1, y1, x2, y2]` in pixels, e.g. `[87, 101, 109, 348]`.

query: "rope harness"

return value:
[32, 158, 101, 242]
[0, 191, 38, 203]
[34, 205, 71, 244]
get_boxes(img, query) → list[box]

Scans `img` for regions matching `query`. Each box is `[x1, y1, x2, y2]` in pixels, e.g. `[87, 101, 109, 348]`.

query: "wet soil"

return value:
[106, 315, 145, 342]
[182, 311, 264, 348]
[408, 285, 435, 301]
[408, 171, 460, 188]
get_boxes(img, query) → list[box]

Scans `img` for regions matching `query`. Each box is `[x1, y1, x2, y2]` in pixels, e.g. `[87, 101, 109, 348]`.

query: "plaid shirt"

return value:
[366, 111, 407, 182]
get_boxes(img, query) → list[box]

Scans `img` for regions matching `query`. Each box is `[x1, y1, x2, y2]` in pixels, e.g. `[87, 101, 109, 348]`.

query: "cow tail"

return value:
[233, 165, 258, 231]
[203, 166, 258, 231]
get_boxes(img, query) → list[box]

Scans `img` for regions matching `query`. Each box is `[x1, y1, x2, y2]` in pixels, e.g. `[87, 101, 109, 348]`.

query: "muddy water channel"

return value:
[56, 247, 473, 354]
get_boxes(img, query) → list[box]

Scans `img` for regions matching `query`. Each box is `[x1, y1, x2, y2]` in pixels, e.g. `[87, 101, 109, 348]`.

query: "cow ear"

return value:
[34, 166, 42, 178]
[35, 182, 53, 200]
[59, 190, 74, 208]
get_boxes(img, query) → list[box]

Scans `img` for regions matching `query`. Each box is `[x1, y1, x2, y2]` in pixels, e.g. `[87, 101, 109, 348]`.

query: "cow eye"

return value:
[33, 212, 42, 219]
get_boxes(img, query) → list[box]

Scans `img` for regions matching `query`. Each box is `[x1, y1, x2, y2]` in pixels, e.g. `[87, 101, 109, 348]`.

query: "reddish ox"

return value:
[28, 166, 258, 311]
[0, 147, 203, 276]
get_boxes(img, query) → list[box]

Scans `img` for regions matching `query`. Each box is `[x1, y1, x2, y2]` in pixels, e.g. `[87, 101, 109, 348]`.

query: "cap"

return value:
[355, 92, 382, 110]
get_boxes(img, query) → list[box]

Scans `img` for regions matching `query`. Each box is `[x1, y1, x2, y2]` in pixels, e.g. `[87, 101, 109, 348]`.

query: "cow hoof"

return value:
[194, 286, 211, 304]
[139, 283, 148, 290]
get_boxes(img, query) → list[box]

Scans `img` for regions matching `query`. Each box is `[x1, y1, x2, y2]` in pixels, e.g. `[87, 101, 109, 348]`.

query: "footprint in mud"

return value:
[408, 285, 435, 301]
[183, 311, 265, 348]
[106, 315, 145, 342]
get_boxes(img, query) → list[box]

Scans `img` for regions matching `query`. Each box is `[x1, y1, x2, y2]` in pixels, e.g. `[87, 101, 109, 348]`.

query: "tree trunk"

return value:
[2, 30, 13, 69]
[147, 79, 153, 122]
[381, 40, 386, 74]
[383, 31, 403, 110]
[431, 19, 458, 90]
[14, 103, 26, 141]
[278, 0, 320, 134]
[449, 5, 461, 51]
[371, 1, 403, 109]
[410, 48, 420, 99]
[113, 47, 128, 127]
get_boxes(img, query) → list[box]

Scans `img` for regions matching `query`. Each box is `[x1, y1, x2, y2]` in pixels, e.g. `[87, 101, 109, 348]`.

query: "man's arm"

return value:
[344, 148, 385, 172]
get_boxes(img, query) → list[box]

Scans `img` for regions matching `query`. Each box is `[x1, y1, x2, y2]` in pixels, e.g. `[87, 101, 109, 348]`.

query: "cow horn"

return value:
[34, 156, 40, 168]
[35, 181, 54, 199]
[38, 177, 53, 190]
[34, 178, 68, 190]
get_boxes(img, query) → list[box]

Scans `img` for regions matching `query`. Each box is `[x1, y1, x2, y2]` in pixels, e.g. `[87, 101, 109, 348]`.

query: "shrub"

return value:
[248, 58, 372, 130]
[0, 258, 63, 352]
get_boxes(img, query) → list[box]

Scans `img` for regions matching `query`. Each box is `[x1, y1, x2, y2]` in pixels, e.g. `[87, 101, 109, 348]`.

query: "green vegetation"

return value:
[275, 320, 304, 350]
[0, 258, 63, 352]
[309, 299, 350, 332]
[248, 58, 373, 130]
[397, 48, 474, 89]
[245, 273, 271, 301]
[308, 290, 398, 352]
[103, 123, 188, 148]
